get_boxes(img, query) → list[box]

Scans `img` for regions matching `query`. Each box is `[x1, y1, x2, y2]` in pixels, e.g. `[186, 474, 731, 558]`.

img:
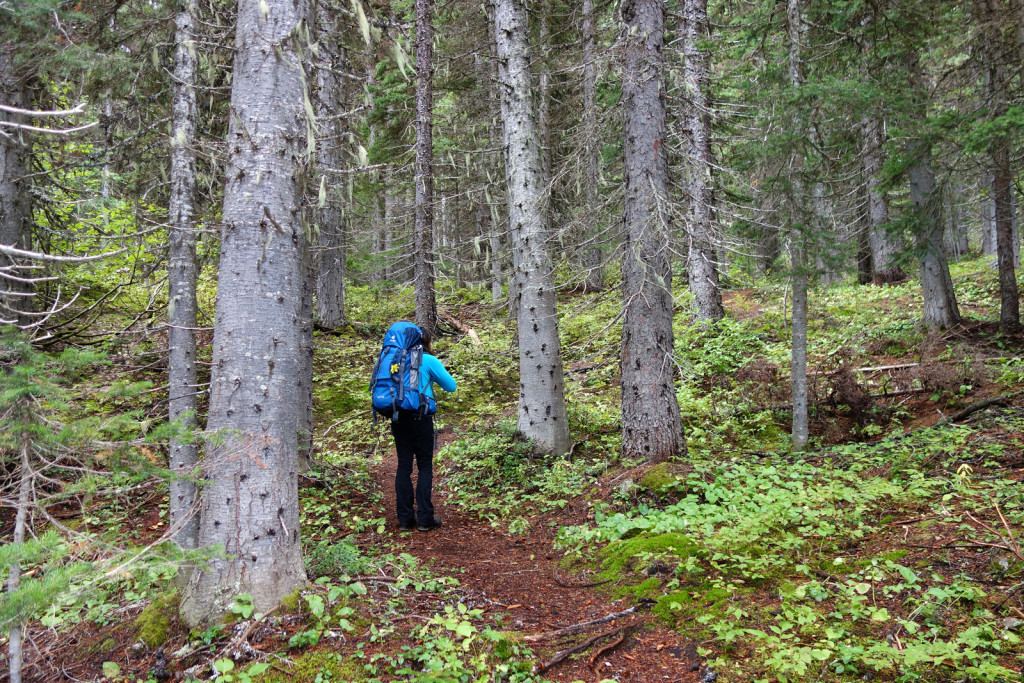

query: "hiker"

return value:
[373, 324, 456, 532]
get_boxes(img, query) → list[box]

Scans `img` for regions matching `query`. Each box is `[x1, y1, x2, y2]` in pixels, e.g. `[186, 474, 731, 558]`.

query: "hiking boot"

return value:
[417, 517, 442, 532]
[397, 521, 415, 532]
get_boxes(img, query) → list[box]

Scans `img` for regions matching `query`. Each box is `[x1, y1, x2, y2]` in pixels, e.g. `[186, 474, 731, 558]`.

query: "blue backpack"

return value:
[370, 322, 437, 421]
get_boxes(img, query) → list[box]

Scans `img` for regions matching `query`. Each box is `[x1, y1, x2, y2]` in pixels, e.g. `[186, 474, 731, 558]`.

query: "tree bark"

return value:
[982, 173, 997, 257]
[313, 1, 347, 329]
[493, 0, 570, 456]
[787, 0, 809, 452]
[298, 235, 314, 471]
[7, 420, 31, 683]
[581, 0, 603, 292]
[414, 0, 437, 334]
[620, 0, 686, 464]
[167, 0, 201, 550]
[791, 251, 809, 452]
[974, 0, 1020, 330]
[682, 0, 724, 322]
[180, 0, 309, 626]
[861, 115, 904, 284]
[908, 138, 961, 330]
[0, 47, 33, 326]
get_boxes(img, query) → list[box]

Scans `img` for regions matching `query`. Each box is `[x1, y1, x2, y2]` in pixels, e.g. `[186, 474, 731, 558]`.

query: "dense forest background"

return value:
[2, 0, 1023, 680]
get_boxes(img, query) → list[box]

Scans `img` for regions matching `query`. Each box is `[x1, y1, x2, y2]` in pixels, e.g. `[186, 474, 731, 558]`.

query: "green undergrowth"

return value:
[556, 416, 1024, 681]
[438, 417, 623, 531]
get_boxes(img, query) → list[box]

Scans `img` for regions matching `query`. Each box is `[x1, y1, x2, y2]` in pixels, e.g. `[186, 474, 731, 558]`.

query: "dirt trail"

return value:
[372, 434, 704, 683]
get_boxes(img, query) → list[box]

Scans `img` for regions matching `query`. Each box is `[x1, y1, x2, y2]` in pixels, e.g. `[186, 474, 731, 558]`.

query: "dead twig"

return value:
[532, 626, 621, 674]
[589, 626, 630, 668]
[551, 568, 613, 589]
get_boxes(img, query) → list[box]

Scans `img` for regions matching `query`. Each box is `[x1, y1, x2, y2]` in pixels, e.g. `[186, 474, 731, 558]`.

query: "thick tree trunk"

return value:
[180, 0, 309, 626]
[313, 3, 347, 329]
[167, 0, 201, 550]
[620, 0, 686, 464]
[683, 0, 724, 322]
[0, 47, 33, 326]
[298, 237, 314, 471]
[861, 116, 904, 284]
[908, 138, 961, 330]
[414, 0, 437, 334]
[493, 0, 570, 456]
[581, 0, 603, 292]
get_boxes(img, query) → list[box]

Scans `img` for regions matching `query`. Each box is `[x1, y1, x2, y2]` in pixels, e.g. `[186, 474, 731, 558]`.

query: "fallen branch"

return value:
[934, 391, 1022, 427]
[532, 626, 621, 674]
[438, 313, 481, 345]
[524, 605, 644, 642]
[589, 626, 630, 668]
[551, 568, 613, 589]
[735, 388, 929, 415]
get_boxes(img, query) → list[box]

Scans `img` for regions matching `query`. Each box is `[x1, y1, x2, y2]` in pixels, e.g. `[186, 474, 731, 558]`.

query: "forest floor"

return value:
[9, 260, 1024, 682]
[367, 443, 706, 683]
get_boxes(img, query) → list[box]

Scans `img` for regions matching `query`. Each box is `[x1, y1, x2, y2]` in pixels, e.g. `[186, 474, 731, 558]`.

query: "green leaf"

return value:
[102, 662, 121, 678]
[214, 658, 235, 674]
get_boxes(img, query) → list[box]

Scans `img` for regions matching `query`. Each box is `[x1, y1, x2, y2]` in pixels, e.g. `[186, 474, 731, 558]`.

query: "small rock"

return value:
[689, 662, 700, 672]
[127, 642, 146, 657]
[1003, 617, 1023, 631]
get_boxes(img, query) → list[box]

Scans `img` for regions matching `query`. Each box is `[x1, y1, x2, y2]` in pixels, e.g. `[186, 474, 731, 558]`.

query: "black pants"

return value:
[391, 412, 435, 525]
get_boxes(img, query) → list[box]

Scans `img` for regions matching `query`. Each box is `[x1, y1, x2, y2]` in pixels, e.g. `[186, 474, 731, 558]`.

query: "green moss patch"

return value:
[599, 532, 705, 579]
[637, 463, 690, 495]
[257, 649, 365, 682]
[134, 593, 179, 649]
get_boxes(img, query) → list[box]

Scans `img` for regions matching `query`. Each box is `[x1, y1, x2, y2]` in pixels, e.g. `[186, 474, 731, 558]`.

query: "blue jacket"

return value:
[420, 353, 457, 399]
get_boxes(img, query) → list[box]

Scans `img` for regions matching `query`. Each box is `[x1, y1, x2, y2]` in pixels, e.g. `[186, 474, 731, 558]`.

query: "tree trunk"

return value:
[974, 0, 1020, 330]
[0, 47, 33, 326]
[620, 0, 686, 464]
[791, 252, 809, 452]
[168, 0, 201, 550]
[787, 0, 810, 451]
[7, 420, 31, 683]
[298, 236, 314, 471]
[382, 167, 397, 283]
[683, 0, 724, 322]
[493, 0, 570, 456]
[537, 6, 552, 194]
[180, 0, 309, 626]
[581, 0, 603, 292]
[313, 2, 347, 329]
[908, 138, 961, 330]
[982, 173, 997, 257]
[991, 145, 1020, 330]
[861, 115, 904, 284]
[414, 0, 437, 334]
